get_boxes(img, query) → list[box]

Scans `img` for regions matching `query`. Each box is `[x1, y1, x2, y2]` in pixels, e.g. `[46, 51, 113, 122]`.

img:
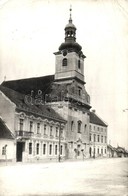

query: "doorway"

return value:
[16, 142, 25, 162]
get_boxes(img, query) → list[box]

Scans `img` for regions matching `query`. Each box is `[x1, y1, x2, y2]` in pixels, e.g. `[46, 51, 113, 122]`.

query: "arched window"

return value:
[78, 121, 82, 133]
[84, 124, 87, 133]
[62, 58, 67, 66]
[78, 60, 81, 69]
[71, 121, 74, 131]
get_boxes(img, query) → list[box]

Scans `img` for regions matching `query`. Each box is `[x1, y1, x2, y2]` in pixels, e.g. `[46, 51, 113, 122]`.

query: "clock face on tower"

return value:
[63, 50, 67, 56]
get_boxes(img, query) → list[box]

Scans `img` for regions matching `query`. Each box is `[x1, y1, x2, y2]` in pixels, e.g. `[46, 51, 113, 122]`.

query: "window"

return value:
[101, 136, 103, 143]
[43, 144, 46, 155]
[97, 148, 99, 154]
[78, 121, 81, 133]
[61, 129, 63, 137]
[37, 123, 40, 134]
[97, 127, 99, 131]
[105, 148, 106, 154]
[89, 133, 92, 141]
[2, 146, 6, 155]
[55, 145, 57, 155]
[29, 143, 32, 154]
[84, 124, 87, 133]
[101, 148, 103, 154]
[90, 125, 91, 131]
[97, 135, 100, 142]
[78, 87, 82, 97]
[94, 126, 95, 130]
[19, 119, 24, 131]
[60, 145, 63, 155]
[49, 144, 52, 155]
[78, 60, 81, 69]
[105, 136, 107, 143]
[71, 142, 73, 148]
[71, 121, 74, 131]
[62, 58, 67, 66]
[56, 127, 58, 137]
[30, 121, 33, 132]
[50, 126, 53, 136]
[94, 134, 96, 142]
[44, 124, 47, 135]
[36, 143, 39, 155]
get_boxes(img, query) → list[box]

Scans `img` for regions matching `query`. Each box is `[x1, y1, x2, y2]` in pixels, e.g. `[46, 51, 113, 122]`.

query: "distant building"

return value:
[0, 117, 15, 162]
[89, 110, 108, 158]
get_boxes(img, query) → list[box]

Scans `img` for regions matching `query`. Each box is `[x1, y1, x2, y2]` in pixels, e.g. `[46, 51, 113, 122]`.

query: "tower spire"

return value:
[69, 5, 72, 23]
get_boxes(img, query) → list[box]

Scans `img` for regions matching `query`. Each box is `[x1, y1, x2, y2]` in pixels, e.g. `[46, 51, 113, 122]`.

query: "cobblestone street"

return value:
[0, 158, 128, 196]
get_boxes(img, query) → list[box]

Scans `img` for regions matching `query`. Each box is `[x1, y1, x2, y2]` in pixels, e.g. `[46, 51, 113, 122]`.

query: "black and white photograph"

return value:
[0, 0, 128, 195]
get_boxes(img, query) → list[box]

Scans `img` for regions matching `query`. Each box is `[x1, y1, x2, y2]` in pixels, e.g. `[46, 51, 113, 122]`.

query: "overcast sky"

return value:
[0, 0, 128, 149]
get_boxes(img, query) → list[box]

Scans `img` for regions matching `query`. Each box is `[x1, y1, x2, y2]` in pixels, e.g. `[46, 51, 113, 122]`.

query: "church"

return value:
[0, 8, 108, 162]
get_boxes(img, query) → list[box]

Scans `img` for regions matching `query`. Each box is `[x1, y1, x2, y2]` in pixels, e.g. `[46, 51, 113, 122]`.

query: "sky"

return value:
[0, 0, 128, 149]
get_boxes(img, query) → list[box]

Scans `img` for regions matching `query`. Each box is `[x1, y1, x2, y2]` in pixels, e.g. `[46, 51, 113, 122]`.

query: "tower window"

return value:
[71, 121, 74, 131]
[78, 86, 82, 97]
[78, 60, 81, 69]
[78, 121, 82, 133]
[62, 58, 67, 66]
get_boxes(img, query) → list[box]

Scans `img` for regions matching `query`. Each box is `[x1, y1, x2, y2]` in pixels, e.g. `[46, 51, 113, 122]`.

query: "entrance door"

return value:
[16, 142, 25, 162]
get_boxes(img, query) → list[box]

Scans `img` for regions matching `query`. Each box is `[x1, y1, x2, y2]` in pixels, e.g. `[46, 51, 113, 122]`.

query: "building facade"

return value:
[0, 86, 66, 162]
[89, 110, 108, 158]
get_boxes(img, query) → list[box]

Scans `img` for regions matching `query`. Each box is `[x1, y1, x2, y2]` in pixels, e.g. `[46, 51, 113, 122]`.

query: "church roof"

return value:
[0, 118, 14, 139]
[0, 85, 66, 123]
[1, 75, 54, 96]
[90, 111, 108, 127]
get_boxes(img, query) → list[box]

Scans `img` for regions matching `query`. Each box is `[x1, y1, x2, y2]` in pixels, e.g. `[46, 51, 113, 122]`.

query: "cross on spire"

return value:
[69, 5, 72, 23]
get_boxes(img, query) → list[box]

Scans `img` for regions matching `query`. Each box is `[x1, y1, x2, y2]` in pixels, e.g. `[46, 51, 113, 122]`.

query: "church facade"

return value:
[0, 8, 108, 162]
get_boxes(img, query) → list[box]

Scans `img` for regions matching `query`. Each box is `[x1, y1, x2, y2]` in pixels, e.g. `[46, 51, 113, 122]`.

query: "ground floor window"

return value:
[29, 143, 32, 154]
[105, 148, 106, 154]
[49, 144, 52, 155]
[60, 145, 63, 155]
[97, 148, 99, 154]
[43, 144, 46, 155]
[36, 143, 39, 155]
[55, 145, 57, 155]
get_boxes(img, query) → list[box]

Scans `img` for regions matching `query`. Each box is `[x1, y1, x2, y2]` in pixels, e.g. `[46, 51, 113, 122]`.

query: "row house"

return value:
[0, 85, 66, 162]
[89, 110, 108, 158]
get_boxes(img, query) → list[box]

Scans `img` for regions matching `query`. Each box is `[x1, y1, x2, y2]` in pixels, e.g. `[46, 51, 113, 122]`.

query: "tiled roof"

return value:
[0, 118, 14, 139]
[0, 85, 66, 123]
[90, 111, 107, 127]
[1, 75, 54, 96]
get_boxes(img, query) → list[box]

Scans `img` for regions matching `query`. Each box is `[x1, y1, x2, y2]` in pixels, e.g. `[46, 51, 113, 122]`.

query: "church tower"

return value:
[51, 7, 91, 159]
[54, 7, 85, 85]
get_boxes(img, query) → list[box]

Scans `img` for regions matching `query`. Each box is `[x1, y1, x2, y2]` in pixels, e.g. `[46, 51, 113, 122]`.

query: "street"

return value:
[0, 158, 128, 196]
